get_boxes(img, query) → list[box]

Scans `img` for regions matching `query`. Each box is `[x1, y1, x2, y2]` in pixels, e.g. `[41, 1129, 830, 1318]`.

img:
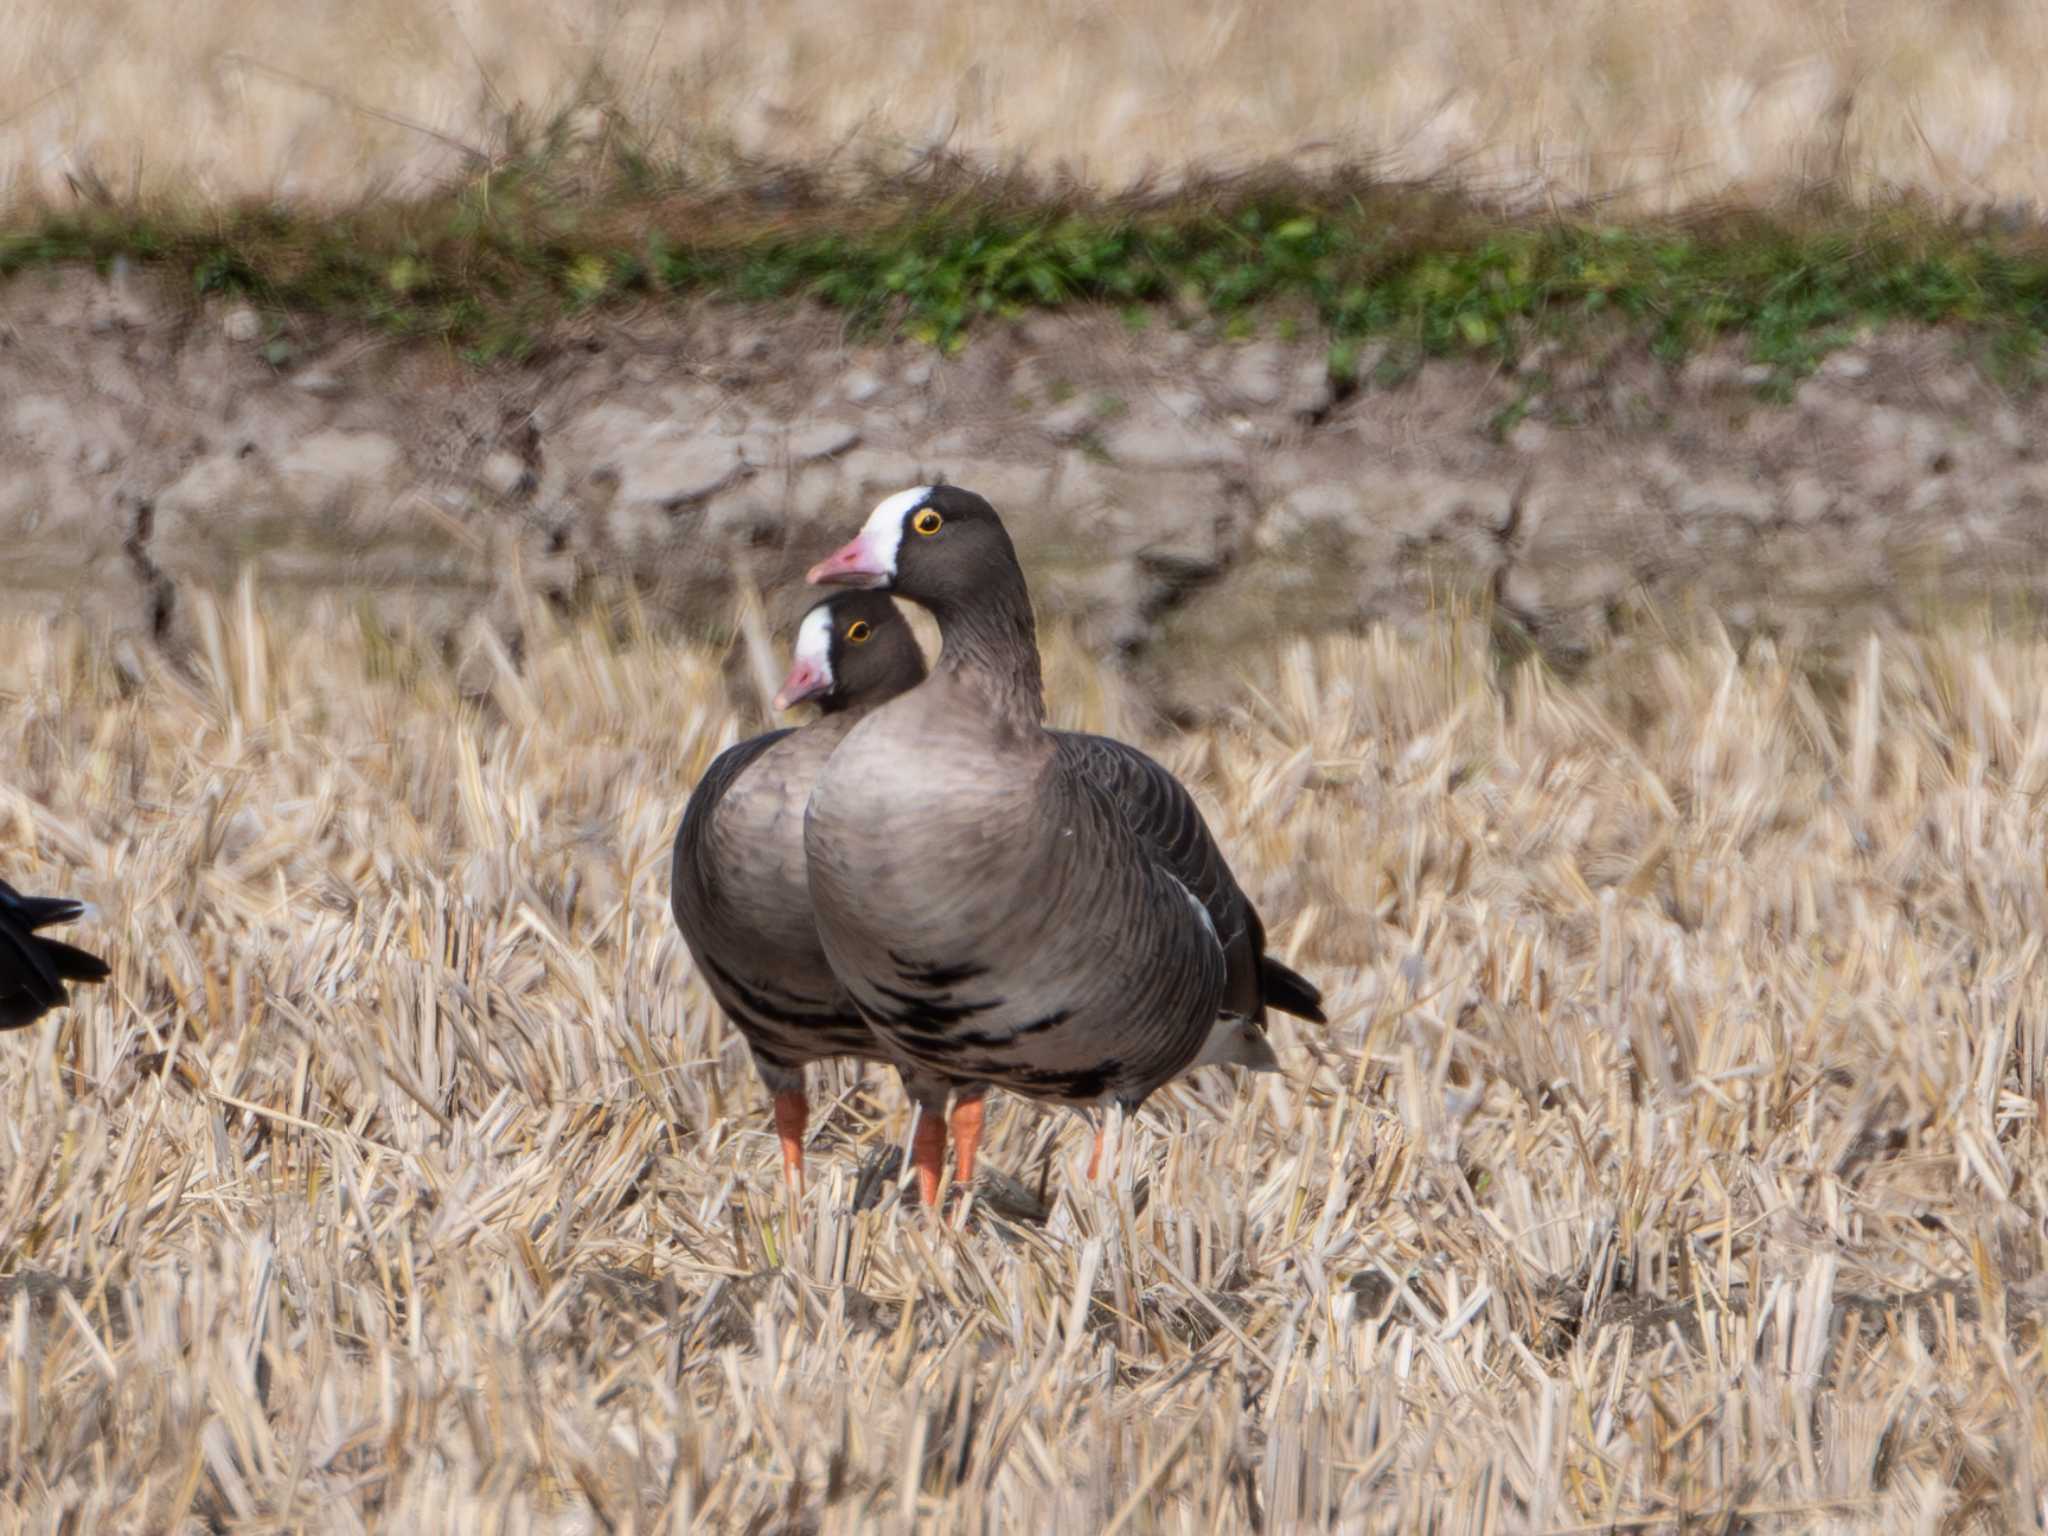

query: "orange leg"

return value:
[771, 1090, 808, 1198]
[910, 1104, 948, 1208]
[949, 1094, 987, 1190]
[1086, 1105, 1126, 1184]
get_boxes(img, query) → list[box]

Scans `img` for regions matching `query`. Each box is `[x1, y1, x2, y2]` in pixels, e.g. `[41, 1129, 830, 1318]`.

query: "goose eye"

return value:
[912, 508, 943, 536]
[845, 620, 873, 644]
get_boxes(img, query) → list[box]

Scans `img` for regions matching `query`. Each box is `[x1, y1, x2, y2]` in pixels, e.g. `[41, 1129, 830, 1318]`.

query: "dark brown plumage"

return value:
[0, 877, 110, 1031]
[669, 590, 932, 1197]
[1049, 733, 1326, 1056]
[803, 485, 1323, 1202]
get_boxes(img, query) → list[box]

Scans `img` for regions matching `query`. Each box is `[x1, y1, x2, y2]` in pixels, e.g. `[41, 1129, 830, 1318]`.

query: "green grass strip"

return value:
[5, 167, 2046, 389]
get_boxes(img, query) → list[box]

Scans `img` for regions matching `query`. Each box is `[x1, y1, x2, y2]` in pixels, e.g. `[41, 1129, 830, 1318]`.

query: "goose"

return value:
[0, 877, 110, 1031]
[670, 589, 939, 1196]
[803, 485, 1324, 1203]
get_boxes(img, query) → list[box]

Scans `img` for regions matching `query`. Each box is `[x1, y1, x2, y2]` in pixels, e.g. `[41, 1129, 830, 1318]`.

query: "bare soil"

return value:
[5, 264, 2045, 707]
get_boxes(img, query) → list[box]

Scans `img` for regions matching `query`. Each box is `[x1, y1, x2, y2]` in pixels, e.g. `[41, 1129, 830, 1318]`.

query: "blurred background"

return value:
[4, 0, 2041, 209]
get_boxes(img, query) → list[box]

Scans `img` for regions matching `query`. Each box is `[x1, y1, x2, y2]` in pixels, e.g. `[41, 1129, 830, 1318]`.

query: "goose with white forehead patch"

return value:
[0, 876, 110, 1032]
[803, 485, 1324, 1206]
[670, 588, 931, 1198]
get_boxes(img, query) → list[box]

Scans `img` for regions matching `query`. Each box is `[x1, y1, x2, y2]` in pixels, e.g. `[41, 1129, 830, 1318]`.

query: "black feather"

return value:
[0, 877, 108, 1032]
[0, 878, 88, 932]
[38, 938, 111, 985]
[1260, 958, 1326, 1024]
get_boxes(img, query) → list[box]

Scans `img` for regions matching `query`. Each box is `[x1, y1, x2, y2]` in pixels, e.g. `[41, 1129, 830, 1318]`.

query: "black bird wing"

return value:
[0, 876, 89, 933]
[0, 879, 109, 1032]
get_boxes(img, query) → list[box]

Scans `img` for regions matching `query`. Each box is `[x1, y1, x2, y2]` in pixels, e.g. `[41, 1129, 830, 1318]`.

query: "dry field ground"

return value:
[2, 577, 2047, 1532]
[4, 0, 2046, 210]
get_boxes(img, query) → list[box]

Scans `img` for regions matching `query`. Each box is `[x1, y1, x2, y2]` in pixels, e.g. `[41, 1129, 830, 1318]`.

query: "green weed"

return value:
[2, 160, 2045, 388]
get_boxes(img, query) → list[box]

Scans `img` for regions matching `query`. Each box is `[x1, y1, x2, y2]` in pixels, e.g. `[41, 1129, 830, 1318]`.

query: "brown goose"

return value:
[0, 877, 110, 1031]
[669, 589, 938, 1196]
[803, 485, 1323, 1200]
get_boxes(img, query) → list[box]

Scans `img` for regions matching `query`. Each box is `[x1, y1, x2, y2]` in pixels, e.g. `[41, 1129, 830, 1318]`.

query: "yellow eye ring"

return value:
[845, 620, 873, 644]
[912, 508, 943, 536]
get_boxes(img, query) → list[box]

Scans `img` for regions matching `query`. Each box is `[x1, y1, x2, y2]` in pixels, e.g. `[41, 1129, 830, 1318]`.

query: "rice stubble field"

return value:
[2, 572, 2046, 1531]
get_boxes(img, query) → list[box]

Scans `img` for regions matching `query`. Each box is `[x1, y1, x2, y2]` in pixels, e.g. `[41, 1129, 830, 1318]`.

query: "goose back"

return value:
[672, 722, 892, 1082]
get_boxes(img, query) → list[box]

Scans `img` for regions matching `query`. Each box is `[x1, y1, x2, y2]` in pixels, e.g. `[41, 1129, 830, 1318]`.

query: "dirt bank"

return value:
[5, 264, 2043, 712]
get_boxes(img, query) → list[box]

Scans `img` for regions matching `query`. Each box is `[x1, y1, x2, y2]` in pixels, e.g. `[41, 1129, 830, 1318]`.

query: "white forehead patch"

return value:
[859, 485, 931, 577]
[792, 604, 837, 689]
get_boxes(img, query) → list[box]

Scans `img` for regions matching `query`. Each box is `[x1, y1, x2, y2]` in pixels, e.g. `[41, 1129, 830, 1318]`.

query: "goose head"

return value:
[805, 484, 1021, 615]
[772, 589, 925, 712]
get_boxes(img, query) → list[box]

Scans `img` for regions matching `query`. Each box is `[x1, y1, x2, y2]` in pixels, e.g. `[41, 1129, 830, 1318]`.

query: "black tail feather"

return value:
[22, 899, 88, 932]
[39, 938, 110, 984]
[1261, 958, 1326, 1024]
[0, 878, 109, 1031]
[0, 996, 54, 1031]
[0, 883, 88, 933]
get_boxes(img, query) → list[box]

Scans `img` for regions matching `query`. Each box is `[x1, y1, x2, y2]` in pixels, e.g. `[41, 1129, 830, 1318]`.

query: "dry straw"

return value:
[1, 570, 2045, 1531]
[4, 0, 2046, 209]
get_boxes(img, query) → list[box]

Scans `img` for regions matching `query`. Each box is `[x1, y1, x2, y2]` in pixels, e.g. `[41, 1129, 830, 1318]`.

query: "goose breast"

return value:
[805, 674, 1227, 1106]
